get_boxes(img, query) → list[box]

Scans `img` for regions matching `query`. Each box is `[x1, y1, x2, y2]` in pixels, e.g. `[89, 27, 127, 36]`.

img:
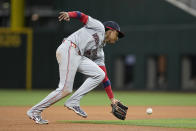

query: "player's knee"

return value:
[100, 70, 105, 81]
[58, 83, 73, 94]
[62, 85, 73, 94]
[97, 69, 105, 82]
[60, 88, 72, 97]
[63, 88, 72, 94]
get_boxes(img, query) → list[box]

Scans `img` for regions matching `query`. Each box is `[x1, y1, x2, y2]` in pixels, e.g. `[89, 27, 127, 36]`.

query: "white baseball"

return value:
[146, 108, 153, 115]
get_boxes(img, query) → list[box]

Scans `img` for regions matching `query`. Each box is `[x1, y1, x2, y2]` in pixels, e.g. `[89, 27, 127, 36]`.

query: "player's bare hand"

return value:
[58, 12, 70, 22]
[111, 98, 119, 105]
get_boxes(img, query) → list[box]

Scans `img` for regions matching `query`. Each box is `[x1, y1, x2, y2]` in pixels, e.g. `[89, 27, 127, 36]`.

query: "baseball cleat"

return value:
[66, 106, 87, 118]
[27, 110, 48, 124]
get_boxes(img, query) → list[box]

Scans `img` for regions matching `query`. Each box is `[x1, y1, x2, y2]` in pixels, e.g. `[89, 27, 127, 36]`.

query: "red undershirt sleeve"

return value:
[68, 11, 88, 24]
[99, 66, 114, 99]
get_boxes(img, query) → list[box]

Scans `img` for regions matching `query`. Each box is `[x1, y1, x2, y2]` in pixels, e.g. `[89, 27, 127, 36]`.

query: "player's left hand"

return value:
[58, 12, 70, 22]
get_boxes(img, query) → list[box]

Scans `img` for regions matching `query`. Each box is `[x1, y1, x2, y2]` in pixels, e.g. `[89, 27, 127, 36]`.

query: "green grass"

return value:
[1, 89, 196, 129]
[0, 89, 196, 106]
[59, 119, 196, 129]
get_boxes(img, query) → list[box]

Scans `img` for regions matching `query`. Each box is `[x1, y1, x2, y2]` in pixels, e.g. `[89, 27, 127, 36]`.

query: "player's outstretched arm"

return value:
[58, 11, 88, 24]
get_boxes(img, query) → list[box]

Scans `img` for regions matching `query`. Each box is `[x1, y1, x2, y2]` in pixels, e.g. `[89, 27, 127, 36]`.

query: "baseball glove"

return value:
[111, 101, 128, 120]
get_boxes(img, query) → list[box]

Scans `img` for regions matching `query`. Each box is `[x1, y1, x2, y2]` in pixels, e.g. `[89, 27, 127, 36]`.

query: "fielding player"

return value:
[27, 11, 125, 124]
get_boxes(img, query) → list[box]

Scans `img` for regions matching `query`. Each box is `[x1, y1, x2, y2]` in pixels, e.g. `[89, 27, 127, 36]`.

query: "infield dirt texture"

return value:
[0, 106, 196, 131]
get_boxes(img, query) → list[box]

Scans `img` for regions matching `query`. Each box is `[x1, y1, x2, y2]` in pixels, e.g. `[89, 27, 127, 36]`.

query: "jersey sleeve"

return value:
[85, 16, 105, 32]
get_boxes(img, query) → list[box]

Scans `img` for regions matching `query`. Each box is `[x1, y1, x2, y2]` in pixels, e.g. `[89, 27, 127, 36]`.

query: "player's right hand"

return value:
[58, 12, 70, 22]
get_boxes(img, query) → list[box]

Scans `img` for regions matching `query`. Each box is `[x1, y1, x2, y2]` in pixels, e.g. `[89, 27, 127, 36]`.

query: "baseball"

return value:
[146, 108, 153, 115]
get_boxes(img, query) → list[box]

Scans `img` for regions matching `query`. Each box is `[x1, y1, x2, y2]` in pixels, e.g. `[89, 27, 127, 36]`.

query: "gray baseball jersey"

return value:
[67, 16, 106, 66]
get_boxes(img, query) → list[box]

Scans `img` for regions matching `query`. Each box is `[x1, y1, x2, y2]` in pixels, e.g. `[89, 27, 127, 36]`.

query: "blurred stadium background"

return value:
[1, 0, 196, 92]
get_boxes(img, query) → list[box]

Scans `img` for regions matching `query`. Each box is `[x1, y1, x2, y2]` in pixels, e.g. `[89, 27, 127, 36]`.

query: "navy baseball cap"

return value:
[103, 21, 125, 38]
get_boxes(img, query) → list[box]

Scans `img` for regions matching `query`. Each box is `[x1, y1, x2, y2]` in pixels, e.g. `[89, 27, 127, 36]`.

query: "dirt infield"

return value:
[0, 106, 196, 131]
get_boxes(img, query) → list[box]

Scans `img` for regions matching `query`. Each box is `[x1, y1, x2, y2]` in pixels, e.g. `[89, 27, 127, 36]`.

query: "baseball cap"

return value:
[103, 21, 125, 38]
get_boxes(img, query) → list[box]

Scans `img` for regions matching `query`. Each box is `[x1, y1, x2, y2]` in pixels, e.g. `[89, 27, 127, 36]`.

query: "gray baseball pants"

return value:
[28, 40, 105, 113]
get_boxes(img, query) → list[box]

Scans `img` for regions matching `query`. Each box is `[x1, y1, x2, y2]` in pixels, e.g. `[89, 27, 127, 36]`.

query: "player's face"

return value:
[108, 30, 119, 44]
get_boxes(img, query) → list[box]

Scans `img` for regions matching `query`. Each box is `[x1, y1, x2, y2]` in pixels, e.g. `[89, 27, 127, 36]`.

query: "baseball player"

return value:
[27, 11, 125, 124]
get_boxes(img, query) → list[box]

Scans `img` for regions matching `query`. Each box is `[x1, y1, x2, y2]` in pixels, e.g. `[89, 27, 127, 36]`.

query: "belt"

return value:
[71, 42, 77, 48]
[62, 39, 81, 55]
[63, 39, 76, 48]
[70, 41, 81, 55]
